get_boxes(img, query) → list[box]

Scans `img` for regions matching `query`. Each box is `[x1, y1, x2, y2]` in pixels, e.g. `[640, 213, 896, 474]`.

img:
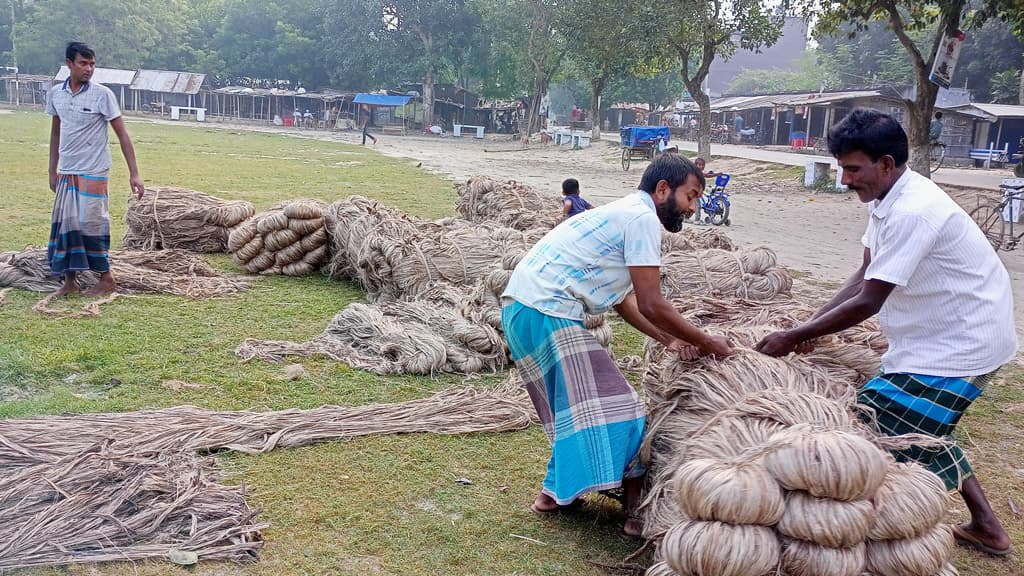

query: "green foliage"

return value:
[990, 69, 1021, 103]
[726, 50, 840, 94]
[605, 69, 686, 110]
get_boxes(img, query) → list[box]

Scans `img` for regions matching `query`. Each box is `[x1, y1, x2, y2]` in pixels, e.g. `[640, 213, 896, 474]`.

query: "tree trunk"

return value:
[590, 77, 605, 140]
[522, 75, 548, 143]
[423, 68, 435, 128]
[1018, 64, 1023, 105]
[693, 90, 712, 159]
[905, 80, 938, 177]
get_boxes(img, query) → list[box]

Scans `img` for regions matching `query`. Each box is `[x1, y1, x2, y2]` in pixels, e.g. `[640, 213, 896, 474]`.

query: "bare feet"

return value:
[85, 274, 117, 296]
[52, 279, 80, 298]
[623, 515, 643, 538]
[954, 523, 1013, 556]
[530, 492, 578, 514]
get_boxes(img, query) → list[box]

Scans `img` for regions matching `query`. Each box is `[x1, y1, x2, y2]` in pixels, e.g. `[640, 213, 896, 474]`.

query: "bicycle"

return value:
[691, 174, 732, 226]
[969, 184, 1024, 251]
[929, 141, 946, 173]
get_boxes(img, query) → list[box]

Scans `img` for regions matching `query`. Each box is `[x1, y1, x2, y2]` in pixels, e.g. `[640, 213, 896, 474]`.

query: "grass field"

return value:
[1, 110, 1021, 575]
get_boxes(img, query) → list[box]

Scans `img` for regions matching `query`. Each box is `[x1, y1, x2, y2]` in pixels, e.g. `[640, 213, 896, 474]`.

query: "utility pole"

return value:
[9, 0, 18, 106]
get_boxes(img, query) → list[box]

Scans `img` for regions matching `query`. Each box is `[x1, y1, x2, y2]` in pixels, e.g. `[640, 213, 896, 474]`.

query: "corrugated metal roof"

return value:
[779, 90, 881, 106]
[55, 66, 136, 85]
[131, 69, 206, 94]
[969, 103, 1024, 119]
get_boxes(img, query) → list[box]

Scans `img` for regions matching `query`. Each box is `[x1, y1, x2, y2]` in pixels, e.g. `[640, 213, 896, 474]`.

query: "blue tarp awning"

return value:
[353, 93, 411, 107]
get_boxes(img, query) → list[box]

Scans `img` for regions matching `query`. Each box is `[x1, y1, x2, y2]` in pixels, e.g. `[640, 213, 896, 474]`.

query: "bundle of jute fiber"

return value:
[325, 196, 522, 301]
[662, 228, 736, 254]
[236, 286, 507, 375]
[227, 199, 328, 276]
[123, 186, 255, 252]
[0, 449, 264, 569]
[865, 463, 955, 576]
[0, 248, 248, 298]
[0, 381, 533, 569]
[661, 520, 780, 576]
[660, 247, 792, 301]
[670, 295, 888, 356]
[454, 176, 561, 231]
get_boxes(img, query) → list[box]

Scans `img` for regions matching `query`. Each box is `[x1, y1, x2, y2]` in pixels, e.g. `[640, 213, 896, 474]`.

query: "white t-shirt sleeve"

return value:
[99, 87, 122, 121]
[865, 214, 939, 286]
[45, 89, 57, 116]
[623, 213, 663, 267]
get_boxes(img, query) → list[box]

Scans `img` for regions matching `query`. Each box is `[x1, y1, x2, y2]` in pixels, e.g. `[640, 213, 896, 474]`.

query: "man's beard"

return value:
[656, 191, 686, 233]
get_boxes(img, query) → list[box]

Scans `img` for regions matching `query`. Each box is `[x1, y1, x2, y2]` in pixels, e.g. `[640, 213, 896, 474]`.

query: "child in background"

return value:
[694, 157, 722, 178]
[561, 178, 593, 219]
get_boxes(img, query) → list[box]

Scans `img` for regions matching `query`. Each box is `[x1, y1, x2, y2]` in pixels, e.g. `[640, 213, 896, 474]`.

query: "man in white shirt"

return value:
[502, 154, 734, 537]
[757, 108, 1016, 557]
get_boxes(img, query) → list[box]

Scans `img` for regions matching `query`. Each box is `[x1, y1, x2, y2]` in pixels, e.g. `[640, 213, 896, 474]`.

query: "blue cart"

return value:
[620, 125, 671, 171]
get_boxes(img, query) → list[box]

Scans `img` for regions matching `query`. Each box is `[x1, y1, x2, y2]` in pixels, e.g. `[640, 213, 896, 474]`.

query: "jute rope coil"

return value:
[228, 199, 329, 276]
[0, 248, 248, 299]
[123, 186, 255, 252]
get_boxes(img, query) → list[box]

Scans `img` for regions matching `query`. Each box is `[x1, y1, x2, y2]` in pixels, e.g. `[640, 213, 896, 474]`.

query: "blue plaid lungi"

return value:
[48, 173, 111, 276]
[502, 299, 646, 505]
[859, 371, 995, 491]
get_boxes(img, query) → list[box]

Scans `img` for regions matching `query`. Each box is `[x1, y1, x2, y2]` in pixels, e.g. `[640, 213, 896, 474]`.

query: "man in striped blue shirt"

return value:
[502, 154, 734, 536]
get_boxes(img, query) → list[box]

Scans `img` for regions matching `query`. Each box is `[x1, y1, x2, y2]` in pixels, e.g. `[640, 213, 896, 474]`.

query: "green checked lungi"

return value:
[858, 371, 996, 491]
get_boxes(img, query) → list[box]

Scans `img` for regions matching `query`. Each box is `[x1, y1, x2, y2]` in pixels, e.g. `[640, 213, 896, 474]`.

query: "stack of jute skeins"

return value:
[660, 247, 793, 302]
[325, 195, 534, 302]
[123, 186, 255, 252]
[637, 328, 956, 576]
[228, 199, 328, 276]
[454, 176, 561, 232]
[647, 426, 955, 576]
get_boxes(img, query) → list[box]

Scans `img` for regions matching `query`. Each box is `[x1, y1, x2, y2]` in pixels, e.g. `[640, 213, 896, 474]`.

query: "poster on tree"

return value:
[929, 29, 966, 89]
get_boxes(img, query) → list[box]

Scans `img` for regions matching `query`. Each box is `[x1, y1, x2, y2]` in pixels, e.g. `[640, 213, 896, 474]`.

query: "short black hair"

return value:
[934, 111, 943, 119]
[65, 42, 95, 61]
[638, 153, 705, 194]
[562, 178, 579, 195]
[827, 108, 909, 167]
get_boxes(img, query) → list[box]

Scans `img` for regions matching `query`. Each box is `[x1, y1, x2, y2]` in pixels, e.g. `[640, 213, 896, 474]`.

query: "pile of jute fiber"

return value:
[324, 195, 543, 301]
[0, 248, 248, 299]
[0, 382, 535, 570]
[455, 176, 561, 231]
[660, 247, 793, 302]
[227, 199, 329, 276]
[123, 186, 255, 252]
[637, 317, 957, 576]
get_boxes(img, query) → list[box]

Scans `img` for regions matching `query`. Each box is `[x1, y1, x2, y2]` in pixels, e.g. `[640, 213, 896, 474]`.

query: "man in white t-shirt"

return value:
[501, 154, 734, 537]
[757, 108, 1017, 557]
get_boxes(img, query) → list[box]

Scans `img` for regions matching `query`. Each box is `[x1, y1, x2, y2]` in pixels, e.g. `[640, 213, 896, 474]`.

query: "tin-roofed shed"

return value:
[130, 69, 209, 112]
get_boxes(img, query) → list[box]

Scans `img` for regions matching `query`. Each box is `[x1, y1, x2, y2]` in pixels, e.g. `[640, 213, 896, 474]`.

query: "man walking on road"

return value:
[46, 42, 144, 297]
[756, 108, 1016, 557]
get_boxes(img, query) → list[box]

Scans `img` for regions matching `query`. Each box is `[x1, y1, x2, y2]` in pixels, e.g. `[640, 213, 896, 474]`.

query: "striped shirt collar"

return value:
[61, 78, 91, 95]
[869, 168, 912, 220]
